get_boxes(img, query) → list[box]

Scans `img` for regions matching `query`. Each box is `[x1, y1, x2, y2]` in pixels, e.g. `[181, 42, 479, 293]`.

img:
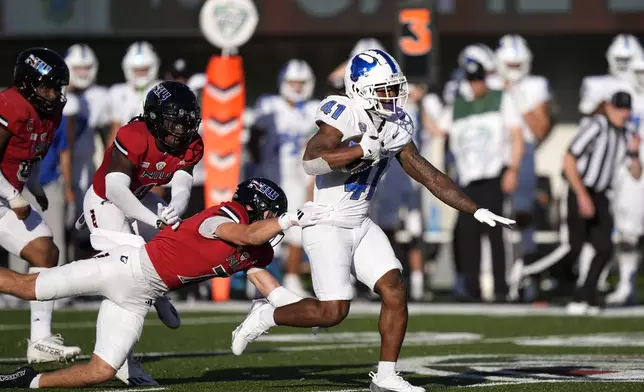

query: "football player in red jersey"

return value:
[0, 178, 330, 389]
[0, 47, 81, 363]
[78, 80, 203, 384]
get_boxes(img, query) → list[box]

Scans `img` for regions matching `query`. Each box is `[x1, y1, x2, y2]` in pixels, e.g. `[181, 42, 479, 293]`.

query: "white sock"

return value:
[267, 286, 303, 307]
[29, 373, 41, 388]
[260, 307, 277, 328]
[29, 268, 53, 342]
[411, 271, 424, 300]
[619, 251, 639, 291]
[377, 361, 396, 378]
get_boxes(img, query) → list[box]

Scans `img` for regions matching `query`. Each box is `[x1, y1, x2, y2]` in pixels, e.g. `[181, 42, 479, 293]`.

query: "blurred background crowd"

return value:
[1, 0, 643, 310]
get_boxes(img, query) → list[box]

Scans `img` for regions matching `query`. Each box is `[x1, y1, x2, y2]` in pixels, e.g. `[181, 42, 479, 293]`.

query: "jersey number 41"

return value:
[344, 158, 388, 201]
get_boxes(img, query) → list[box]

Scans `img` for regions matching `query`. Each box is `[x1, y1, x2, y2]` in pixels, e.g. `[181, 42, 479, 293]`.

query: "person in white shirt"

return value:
[440, 50, 524, 302]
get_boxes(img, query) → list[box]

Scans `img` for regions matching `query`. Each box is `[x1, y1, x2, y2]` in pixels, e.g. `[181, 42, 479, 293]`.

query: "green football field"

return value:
[2, 302, 644, 391]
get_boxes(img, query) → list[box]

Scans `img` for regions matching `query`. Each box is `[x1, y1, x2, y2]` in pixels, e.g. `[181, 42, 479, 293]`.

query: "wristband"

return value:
[278, 213, 294, 231]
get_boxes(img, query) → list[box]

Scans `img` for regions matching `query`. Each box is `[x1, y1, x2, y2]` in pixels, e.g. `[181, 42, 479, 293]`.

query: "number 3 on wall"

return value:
[398, 8, 432, 56]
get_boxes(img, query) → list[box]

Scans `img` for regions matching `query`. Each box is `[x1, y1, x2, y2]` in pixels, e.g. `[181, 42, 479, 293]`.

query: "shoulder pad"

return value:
[314, 95, 355, 135]
[0, 90, 29, 133]
[219, 201, 250, 225]
[113, 121, 149, 164]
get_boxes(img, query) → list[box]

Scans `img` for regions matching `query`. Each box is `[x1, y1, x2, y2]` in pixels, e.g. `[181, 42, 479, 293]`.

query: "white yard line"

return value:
[0, 343, 383, 364]
[465, 380, 644, 388]
[0, 315, 242, 331]
[38, 300, 644, 317]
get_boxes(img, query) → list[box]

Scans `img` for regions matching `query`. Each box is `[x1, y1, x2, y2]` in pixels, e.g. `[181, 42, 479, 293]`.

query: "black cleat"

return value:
[0, 366, 37, 388]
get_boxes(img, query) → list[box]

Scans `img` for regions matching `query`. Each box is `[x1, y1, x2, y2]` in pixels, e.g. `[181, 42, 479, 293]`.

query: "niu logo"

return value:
[141, 171, 172, 180]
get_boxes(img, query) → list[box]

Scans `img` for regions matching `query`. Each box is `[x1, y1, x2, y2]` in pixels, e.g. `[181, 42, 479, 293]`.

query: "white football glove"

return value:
[278, 202, 333, 230]
[157, 203, 181, 230]
[359, 126, 382, 161]
[474, 208, 516, 229]
[381, 126, 413, 155]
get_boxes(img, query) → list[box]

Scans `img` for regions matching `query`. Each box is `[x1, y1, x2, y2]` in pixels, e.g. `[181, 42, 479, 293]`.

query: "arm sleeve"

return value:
[568, 117, 601, 157]
[168, 170, 193, 217]
[501, 93, 523, 129]
[105, 171, 159, 227]
[198, 215, 234, 238]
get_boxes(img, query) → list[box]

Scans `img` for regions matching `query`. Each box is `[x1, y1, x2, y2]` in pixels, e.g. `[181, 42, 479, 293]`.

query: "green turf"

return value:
[1, 309, 644, 391]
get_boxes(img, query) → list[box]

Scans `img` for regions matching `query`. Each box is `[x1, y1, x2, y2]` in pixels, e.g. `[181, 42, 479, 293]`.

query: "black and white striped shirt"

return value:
[567, 114, 629, 193]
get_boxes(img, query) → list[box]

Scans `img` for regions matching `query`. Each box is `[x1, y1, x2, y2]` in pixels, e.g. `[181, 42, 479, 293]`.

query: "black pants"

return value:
[527, 186, 613, 306]
[453, 176, 507, 300]
[568, 188, 613, 305]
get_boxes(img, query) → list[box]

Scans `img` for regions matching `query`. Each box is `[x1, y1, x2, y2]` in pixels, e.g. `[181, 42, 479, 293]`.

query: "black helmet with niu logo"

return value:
[14, 47, 69, 118]
[233, 178, 288, 224]
[144, 81, 201, 154]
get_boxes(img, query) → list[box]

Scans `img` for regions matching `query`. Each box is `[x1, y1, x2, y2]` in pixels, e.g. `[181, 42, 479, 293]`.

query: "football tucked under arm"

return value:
[337, 135, 375, 173]
[301, 122, 366, 175]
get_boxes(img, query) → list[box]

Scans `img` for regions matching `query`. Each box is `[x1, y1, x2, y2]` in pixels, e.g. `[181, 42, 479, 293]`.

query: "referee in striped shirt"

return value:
[511, 91, 641, 313]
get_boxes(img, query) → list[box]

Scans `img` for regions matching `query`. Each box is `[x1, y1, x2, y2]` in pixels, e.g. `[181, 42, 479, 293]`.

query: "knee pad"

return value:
[90, 229, 146, 251]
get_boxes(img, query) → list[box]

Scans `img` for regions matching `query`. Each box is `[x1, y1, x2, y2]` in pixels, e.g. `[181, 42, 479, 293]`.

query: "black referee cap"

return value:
[610, 91, 632, 109]
[463, 59, 487, 81]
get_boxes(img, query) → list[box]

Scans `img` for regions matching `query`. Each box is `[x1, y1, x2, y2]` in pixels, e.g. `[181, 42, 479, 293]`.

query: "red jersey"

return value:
[0, 87, 60, 191]
[146, 201, 274, 290]
[92, 120, 203, 199]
